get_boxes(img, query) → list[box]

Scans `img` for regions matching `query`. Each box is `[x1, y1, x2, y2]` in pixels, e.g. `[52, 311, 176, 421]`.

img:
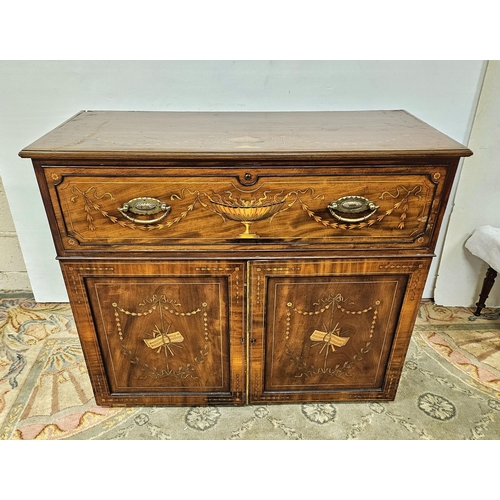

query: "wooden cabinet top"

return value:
[19, 110, 472, 161]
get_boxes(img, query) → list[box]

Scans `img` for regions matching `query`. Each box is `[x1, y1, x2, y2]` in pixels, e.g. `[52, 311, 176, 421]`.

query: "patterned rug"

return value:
[1, 297, 499, 440]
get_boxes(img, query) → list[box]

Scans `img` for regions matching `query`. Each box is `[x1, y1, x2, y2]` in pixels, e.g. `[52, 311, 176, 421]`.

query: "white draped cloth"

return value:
[465, 225, 500, 271]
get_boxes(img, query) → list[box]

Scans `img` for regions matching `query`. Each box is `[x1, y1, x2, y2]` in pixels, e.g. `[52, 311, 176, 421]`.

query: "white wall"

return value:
[0, 60, 485, 302]
[0, 176, 31, 292]
[435, 61, 500, 307]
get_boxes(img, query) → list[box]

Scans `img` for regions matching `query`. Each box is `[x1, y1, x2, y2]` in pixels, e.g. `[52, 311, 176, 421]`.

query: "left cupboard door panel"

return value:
[61, 261, 246, 406]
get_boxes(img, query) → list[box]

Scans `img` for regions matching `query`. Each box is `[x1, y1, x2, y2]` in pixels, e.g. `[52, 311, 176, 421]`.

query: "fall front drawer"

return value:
[44, 165, 450, 252]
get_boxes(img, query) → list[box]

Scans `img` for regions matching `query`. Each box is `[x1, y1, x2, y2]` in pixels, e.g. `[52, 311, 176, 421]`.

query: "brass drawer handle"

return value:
[118, 197, 171, 224]
[328, 196, 379, 223]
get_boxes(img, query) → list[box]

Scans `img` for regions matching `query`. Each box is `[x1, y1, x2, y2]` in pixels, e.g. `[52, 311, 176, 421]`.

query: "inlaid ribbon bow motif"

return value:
[310, 324, 350, 352]
[286, 293, 380, 378]
[143, 324, 184, 354]
[112, 294, 210, 379]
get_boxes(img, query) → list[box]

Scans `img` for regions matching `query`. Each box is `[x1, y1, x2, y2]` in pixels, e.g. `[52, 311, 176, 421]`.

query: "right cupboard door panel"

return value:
[249, 259, 430, 403]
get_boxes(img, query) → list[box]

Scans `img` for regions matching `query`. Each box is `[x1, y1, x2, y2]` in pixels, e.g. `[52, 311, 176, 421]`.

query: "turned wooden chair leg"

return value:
[474, 267, 498, 316]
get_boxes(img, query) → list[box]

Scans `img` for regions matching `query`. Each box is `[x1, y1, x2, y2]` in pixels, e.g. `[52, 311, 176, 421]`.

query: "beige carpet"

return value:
[1, 297, 499, 440]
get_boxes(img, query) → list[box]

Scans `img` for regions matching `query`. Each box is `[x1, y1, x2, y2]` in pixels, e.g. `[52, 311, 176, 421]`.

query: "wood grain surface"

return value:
[19, 110, 472, 160]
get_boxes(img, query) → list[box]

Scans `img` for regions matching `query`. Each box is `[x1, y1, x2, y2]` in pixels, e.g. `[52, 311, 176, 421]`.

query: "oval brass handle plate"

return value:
[118, 197, 171, 224]
[328, 196, 379, 223]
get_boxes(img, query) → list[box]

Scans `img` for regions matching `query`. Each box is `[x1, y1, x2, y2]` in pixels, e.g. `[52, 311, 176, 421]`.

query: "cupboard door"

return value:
[249, 259, 430, 403]
[61, 261, 245, 406]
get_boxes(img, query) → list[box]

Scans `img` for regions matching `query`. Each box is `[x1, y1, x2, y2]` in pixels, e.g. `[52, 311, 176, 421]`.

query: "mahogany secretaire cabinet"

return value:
[19, 110, 472, 406]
